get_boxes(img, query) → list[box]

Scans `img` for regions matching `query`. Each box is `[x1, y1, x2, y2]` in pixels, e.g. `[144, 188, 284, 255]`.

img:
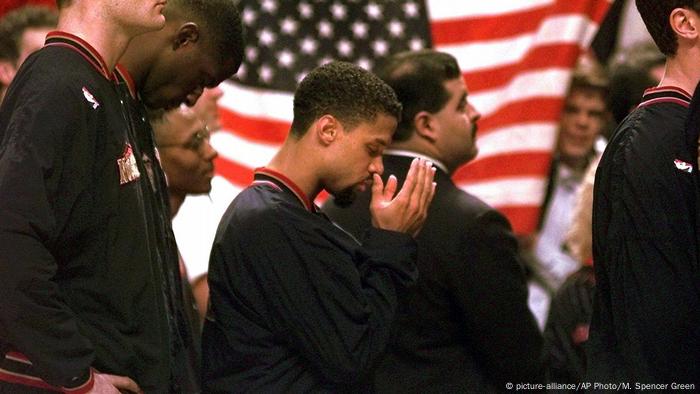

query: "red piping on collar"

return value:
[114, 64, 138, 99]
[254, 167, 315, 212]
[45, 31, 113, 81]
[643, 85, 692, 100]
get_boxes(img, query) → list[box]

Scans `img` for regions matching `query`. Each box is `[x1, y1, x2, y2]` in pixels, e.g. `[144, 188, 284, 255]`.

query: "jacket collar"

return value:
[45, 31, 114, 81]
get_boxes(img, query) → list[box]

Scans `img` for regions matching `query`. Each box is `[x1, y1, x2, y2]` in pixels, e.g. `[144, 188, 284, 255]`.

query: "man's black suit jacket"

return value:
[323, 154, 543, 393]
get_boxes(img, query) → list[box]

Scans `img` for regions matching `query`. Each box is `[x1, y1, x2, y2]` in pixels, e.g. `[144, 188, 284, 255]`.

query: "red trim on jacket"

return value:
[254, 167, 316, 212]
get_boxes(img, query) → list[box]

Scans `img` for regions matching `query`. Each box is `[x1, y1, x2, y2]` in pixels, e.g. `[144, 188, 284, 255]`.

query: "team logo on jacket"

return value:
[82, 86, 100, 109]
[674, 159, 693, 173]
[117, 143, 141, 185]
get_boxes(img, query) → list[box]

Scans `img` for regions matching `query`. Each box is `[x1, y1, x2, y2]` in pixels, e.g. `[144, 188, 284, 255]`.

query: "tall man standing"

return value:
[588, 0, 700, 385]
[202, 61, 436, 392]
[0, 0, 189, 392]
[323, 50, 543, 392]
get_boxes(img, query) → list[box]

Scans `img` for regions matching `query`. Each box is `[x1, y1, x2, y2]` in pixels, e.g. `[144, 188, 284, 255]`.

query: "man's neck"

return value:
[119, 34, 161, 90]
[267, 138, 322, 201]
[56, 5, 133, 71]
[390, 139, 454, 174]
[169, 193, 185, 218]
[658, 51, 700, 96]
[558, 153, 589, 173]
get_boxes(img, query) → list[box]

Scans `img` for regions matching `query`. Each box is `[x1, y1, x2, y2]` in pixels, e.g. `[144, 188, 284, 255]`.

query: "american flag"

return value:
[173, 0, 612, 277]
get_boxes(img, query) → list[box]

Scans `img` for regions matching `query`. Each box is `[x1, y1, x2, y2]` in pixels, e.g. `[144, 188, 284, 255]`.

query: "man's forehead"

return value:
[365, 114, 397, 140]
[444, 77, 467, 96]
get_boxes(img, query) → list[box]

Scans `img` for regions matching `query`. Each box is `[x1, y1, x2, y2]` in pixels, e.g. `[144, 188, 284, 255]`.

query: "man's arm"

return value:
[239, 206, 415, 384]
[0, 77, 96, 388]
[589, 133, 700, 381]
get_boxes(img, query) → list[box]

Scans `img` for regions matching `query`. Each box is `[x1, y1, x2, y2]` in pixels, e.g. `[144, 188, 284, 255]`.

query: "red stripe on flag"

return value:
[477, 98, 564, 136]
[431, 0, 611, 45]
[454, 152, 553, 183]
[219, 107, 290, 145]
[464, 44, 581, 93]
[214, 156, 254, 187]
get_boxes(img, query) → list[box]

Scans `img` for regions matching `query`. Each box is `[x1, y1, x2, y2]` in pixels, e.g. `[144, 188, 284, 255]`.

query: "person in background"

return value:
[202, 61, 436, 392]
[323, 50, 542, 393]
[0, 5, 56, 102]
[526, 64, 611, 329]
[588, 0, 700, 385]
[152, 105, 218, 323]
[0, 0, 177, 391]
[178, 84, 225, 318]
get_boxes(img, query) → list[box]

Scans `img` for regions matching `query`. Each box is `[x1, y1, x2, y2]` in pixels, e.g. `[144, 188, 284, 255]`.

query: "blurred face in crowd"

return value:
[16, 26, 52, 66]
[191, 85, 224, 131]
[0, 26, 53, 95]
[433, 77, 481, 171]
[323, 113, 396, 207]
[156, 107, 218, 195]
[558, 87, 608, 165]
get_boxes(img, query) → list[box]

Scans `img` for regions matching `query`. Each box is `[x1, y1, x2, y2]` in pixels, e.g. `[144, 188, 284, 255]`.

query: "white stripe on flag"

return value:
[212, 129, 278, 168]
[476, 123, 557, 159]
[427, 0, 554, 20]
[461, 177, 546, 207]
[437, 14, 599, 73]
[469, 68, 572, 117]
[219, 80, 294, 122]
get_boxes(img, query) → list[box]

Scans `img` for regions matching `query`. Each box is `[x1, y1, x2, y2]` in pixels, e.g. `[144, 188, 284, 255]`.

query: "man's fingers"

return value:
[398, 158, 419, 198]
[383, 174, 398, 200]
[409, 159, 427, 210]
[104, 374, 141, 393]
[427, 181, 437, 208]
[370, 173, 384, 206]
[420, 165, 436, 208]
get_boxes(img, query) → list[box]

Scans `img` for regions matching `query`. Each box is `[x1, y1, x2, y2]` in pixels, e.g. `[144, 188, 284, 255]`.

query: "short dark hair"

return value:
[0, 5, 57, 63]
[376, 50, 461, 142]
[568, 63, 609, 99]
[166, 0, 244, 69]
[290, 61, 402, 137]
[635, 0, 700, 56]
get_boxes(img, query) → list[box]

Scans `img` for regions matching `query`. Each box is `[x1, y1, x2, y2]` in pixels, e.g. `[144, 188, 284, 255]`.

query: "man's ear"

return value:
[414, 111, 438, 143]
[670, 7, 699, 41]
[173, 22, 200, 50]
[315, 115, 340, 146]
[0, 61, 16, 86]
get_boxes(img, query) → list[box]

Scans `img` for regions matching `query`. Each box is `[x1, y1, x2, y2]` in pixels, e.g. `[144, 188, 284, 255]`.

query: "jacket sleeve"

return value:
[0, 77, 95, 387]
[449, 209, 544, 385]
[239, 205, 417, 384]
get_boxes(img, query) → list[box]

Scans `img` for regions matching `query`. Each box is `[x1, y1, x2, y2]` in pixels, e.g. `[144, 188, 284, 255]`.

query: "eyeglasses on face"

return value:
[159, 125, 211, 152]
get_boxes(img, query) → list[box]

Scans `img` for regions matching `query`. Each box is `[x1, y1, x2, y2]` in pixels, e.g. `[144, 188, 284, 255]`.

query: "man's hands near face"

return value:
[370, 158, 436, 237]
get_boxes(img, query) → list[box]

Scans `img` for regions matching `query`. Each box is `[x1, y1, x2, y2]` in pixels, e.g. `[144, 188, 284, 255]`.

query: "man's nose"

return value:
[370, 156, 384, 176]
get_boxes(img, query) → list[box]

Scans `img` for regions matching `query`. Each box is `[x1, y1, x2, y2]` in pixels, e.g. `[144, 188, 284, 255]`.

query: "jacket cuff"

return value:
[360, 227, 418, 285]
[61, 368, 94, 394]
